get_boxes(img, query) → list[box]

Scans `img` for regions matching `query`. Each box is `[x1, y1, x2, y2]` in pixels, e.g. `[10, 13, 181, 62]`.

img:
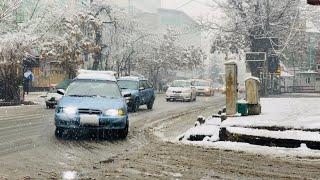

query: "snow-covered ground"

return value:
[180, 140, 320, 158]
[24, 92, 47, 105]
[177, 97, 320, 157]
[227, 127, 320, 141]
[222, 98, 320, 130]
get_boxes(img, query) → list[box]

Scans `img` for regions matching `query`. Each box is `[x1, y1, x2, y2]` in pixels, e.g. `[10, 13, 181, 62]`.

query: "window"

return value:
[171, 81, 191, 87]
[118, 80, 138, 90]
[139, 81, 147, 89]
[66, 80, 121, 97]
[306, 77, 311, 84]
[316, 78, 320, 82]
[147, 81, 153, 89]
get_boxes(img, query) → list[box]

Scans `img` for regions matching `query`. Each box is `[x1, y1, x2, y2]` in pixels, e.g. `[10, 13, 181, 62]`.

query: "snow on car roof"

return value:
[76, 70, 117, 81]
[118, 76, 145, 81]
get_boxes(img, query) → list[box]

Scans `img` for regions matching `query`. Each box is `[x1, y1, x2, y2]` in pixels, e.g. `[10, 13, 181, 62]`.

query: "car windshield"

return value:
[194, 81, 210, 86]
[118, 80, 138, 90]
[65, 79, 121, 98]
[171, 81, 190, 87]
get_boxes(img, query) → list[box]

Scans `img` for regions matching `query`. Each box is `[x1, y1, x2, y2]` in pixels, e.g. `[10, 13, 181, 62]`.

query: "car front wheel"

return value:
[132, 98, 140, 112]
[147, 97, 155, 109]
[55, 127, 64, 138]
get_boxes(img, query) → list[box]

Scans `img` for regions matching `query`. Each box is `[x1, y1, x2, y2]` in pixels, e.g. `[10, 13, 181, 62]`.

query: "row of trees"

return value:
[200, 0, 310, 70]
[0, 0, 203, 101]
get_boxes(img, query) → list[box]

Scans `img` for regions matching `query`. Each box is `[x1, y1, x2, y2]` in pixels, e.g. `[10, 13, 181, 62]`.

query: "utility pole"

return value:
[292, 53, 296, 92]
[265, 0, 271, 96]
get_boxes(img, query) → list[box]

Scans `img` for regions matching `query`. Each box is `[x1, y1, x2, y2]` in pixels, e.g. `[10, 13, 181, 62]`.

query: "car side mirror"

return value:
[122, 92, 131, 98]
[57, 89, 66, 95]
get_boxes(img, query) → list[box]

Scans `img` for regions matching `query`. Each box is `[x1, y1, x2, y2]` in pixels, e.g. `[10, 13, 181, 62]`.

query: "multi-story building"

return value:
[109, 0, 161, 14]
[135, 8, 203, 76]
[157, 8, 201, 48]
[280, 20, 320, 93]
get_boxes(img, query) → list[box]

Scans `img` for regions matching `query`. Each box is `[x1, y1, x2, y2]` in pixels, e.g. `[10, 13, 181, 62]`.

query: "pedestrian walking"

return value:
[23, 69, 33, 95]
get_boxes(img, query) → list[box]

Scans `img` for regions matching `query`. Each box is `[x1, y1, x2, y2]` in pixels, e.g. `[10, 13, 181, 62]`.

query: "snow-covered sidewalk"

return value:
[177, 97, 320, 157]
[24, 92, 47, 105]
[222, 98, 320, 130]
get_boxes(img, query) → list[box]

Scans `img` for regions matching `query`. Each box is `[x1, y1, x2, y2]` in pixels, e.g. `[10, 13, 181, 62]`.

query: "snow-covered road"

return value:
[0, 94, 223, 179]
[1, 94, 319, 179]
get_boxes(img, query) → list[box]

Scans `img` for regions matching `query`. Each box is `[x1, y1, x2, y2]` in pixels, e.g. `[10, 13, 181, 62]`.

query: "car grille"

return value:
[78, 109, 102, 115]
[173, 91, 182, 93]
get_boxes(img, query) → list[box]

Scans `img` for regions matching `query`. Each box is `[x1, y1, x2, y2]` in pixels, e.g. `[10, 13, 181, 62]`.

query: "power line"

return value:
[175, 0, 196, 9]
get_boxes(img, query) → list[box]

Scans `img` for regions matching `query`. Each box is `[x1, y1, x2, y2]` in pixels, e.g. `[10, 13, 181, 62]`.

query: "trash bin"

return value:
[237, 101, 248, 116]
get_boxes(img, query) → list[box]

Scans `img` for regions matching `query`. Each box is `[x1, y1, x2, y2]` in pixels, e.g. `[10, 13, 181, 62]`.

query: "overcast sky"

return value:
[161, 0, 213, 18]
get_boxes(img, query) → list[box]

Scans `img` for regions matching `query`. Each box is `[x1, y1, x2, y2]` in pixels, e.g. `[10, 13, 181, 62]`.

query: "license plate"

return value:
[80, 115, 99, 126]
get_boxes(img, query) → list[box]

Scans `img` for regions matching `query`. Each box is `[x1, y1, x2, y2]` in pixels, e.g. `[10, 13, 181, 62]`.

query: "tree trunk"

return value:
[0, 63, 21, 102]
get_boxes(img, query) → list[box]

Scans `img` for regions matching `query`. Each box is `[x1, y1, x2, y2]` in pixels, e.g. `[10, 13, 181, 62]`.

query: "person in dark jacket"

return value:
[23, 70, 33, 95]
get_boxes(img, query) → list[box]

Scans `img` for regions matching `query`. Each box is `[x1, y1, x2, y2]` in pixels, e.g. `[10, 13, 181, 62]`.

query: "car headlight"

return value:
[105, 109, 125, 116]
[57, 106, 77, 114]
[64, 106, 78, 115]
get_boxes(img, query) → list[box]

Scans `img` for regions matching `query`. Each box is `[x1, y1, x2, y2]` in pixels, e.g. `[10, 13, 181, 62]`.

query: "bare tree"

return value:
[202, 0, 301, 56]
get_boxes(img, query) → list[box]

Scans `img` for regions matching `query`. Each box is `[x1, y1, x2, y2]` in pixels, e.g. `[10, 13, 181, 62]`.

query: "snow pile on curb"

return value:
[179, 117, 221, 142]
[176, 97, 320, 157]
[183, 141, 320, 158]
[222, 98, 320, 130]
[227, 127, 320, 141]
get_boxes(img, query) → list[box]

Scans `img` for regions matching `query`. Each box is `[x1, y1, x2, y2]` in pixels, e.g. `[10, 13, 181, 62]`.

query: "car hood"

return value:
[121, 89, 139, 96]
[167, 87, 190, 91]
[58, 96, 126, 111]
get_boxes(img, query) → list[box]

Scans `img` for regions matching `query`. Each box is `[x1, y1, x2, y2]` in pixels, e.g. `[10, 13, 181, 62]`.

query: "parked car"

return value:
[193, 79, 214, 96]
[54, 70, 129, 139]
[45, 79, 72, 108]
[117, 76, 155, 112]
[166, 80, 196, 102]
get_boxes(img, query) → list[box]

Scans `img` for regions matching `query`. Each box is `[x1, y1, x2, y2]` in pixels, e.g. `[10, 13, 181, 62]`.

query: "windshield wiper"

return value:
[120, 87, 128, 89]
[68, 94, 92, 97]
[92, 95, 108, 98]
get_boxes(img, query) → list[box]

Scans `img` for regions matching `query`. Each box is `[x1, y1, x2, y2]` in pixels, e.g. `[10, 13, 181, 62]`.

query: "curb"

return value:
[219, 127, 320, 150]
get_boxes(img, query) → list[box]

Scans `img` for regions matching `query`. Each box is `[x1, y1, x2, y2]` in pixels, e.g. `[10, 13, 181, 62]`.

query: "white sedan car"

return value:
[166, 80, 196, 102]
